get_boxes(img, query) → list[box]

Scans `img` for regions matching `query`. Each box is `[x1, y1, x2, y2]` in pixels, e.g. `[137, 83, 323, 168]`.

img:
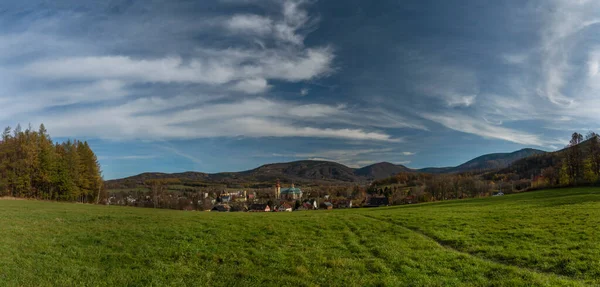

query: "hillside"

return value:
[493, 141, 597, 179]
[244, 160, 359, 182]
[106, 148, 547, 188]
[107, 160, 364, 188]
[447, 148, 546, 173]
[1, 188, 598, 285]
[355, 162, 412, 180]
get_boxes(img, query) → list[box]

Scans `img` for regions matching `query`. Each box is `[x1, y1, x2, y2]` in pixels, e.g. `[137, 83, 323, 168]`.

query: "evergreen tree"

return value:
[36, 124, 56, 199]
[0, 123, 103, 202]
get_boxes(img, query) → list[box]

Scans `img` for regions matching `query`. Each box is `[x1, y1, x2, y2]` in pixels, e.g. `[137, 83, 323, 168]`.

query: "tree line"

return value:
[0, 124, 103, 202]
[548, 132, 600, 186]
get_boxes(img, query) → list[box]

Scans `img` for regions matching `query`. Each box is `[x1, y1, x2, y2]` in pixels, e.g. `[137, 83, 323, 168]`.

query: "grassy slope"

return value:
[1, 188, 599, 286]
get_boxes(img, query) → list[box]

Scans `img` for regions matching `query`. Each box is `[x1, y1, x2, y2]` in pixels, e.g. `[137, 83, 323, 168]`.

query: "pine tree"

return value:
[0, 123, 102, 201]
[77, 141, 102, 203]
[36, 124, 57, 199]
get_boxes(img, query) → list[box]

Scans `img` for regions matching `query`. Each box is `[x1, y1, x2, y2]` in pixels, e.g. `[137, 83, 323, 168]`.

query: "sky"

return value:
[1, 0, 600, 179]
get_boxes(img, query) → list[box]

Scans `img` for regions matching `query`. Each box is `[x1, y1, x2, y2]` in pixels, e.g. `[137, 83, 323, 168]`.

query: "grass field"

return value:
[1, 188, 600, 286]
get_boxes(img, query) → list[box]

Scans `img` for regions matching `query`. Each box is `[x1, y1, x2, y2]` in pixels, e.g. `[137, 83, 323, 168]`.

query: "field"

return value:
[1, 188, 600, 286]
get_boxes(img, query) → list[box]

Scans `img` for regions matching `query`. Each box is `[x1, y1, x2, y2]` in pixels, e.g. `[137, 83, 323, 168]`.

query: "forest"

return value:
[368, 132, 600, 205]
[0, 124, 103, 202]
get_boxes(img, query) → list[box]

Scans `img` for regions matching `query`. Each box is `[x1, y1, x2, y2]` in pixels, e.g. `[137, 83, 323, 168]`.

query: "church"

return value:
[275, 180, 303, 200]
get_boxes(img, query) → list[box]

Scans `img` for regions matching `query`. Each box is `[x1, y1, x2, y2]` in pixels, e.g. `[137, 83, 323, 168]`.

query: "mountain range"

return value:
[106, 148, 545, 188]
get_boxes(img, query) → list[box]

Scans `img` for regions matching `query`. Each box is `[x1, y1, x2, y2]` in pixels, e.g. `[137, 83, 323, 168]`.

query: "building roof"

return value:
[280, 187, 303, 194]
[278, 202, 293, 209]
[301, 202, 315, 209]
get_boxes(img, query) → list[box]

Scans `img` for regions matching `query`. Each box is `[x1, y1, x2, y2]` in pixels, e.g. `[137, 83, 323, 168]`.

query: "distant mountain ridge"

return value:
[106, 148, 546, 187]
[420, 148, 546, 174]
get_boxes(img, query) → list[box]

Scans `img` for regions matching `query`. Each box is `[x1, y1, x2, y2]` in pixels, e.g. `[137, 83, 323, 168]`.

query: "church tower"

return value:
[276, 180, 281, 199]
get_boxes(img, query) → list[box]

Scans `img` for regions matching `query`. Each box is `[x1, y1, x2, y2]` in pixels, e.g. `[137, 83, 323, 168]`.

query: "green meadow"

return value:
[1, 188, 600, 286]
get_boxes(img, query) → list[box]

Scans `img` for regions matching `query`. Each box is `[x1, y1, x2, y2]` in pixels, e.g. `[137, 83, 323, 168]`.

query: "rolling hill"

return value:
[106, 148, 546, 188]
[492, 140, 597, 179]
[354, 162, 412, 179]
[424, 148, 546, 174]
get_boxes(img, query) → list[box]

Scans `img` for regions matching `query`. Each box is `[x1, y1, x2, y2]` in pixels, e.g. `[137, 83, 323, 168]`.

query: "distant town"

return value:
[107, 179, 389, 212]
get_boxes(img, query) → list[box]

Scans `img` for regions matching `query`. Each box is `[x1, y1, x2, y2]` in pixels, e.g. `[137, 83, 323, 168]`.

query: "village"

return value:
[106, 179, 393, 212]
[209, 181, 389, 212]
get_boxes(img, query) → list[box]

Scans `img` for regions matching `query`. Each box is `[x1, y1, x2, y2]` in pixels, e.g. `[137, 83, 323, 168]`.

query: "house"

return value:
[298, 199, 317, 211]
[333, 199, 352, 209]
[277, 202, 293, 212]
[211, 204, 231, 212]
[220, 195, 231, 203]
[365, 197, 389, 207]
[302, 199, 318, 210]
[248, 204, 271, 212]
[320, 202, 333, 210]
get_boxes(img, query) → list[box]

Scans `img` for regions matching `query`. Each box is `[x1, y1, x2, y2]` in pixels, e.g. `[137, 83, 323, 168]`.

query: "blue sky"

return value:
[2, 0, 600, 179]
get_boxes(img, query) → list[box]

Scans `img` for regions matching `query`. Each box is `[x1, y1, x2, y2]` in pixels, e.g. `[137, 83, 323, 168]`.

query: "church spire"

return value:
[276, 179, 281, 199]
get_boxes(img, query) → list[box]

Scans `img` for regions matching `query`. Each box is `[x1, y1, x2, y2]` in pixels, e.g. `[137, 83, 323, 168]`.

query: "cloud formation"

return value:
[4, 0, 600, 178]
[30, 97, 401, 142]
[0, 0, 387, 143]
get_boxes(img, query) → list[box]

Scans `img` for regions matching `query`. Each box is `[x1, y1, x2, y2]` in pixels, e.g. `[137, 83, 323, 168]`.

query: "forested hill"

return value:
[107, 148, 545, 188]
[0, 124, 103, 202]
[431, 148, 546, 174]
[354, 162, 412, 179]
[492, 136, 597, 180]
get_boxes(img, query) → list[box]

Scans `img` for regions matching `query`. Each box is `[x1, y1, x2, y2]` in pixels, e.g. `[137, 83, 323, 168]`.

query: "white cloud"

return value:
[23, 56, 231, 84]
[226, 14, 273, 36]
[287, 104, 343, 118]
[446, 94, 477, 107]
[0, 80, 128, 120]
[223, 0, 310, 45]
[21, 47, 333, 90]
[422, 113, 550, 147]
[536, 0, 600, 106]
[231, 78, 270, 94]
[24, 97, 401, 142]
[300, 88, 309, 96]
[0, 0, 394, 147]
[228, 118, 399, 141]
[444, 0, 600, 143]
